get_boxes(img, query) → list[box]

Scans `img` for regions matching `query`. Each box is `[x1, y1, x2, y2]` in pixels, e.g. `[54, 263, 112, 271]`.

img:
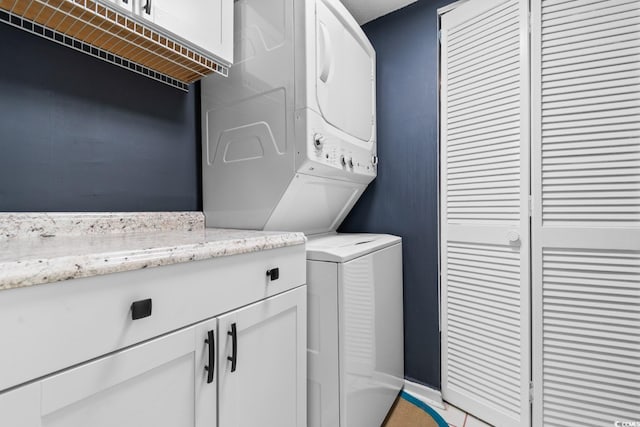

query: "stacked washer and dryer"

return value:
[201, 0, 403, 425]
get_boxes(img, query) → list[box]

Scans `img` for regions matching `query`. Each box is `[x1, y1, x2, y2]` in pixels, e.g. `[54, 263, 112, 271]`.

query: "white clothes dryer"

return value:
[306, 233, 404, 427]
[201, 0, 377, 235]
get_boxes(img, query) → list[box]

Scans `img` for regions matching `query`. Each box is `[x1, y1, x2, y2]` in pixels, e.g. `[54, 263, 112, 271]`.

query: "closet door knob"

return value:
[507, 231, 521, 245]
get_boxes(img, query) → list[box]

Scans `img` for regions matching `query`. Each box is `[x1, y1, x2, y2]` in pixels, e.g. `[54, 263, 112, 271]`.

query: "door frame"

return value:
[530, 1, 543, 424]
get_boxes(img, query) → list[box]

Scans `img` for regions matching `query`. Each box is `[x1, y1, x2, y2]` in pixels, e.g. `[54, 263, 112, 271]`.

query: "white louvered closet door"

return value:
[440, 0, 531, 426]
[532, 0, 640, 425]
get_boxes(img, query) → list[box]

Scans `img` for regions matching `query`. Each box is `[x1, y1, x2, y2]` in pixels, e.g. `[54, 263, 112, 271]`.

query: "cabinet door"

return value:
[218, 286, 306, 427]
[0, 318, 218, 427]
[138, 0, 233, 63]
[102, 0, 133, 14]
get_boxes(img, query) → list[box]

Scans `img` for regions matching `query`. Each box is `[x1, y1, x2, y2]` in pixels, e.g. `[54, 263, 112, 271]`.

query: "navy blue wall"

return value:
[0, 24, 201, 212]
[339, 0, 448, 389]
[1, 0, 446, 389]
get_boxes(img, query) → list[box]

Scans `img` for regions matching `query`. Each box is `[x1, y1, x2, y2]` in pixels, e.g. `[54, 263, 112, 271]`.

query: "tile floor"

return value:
[432, 402, 493, 427]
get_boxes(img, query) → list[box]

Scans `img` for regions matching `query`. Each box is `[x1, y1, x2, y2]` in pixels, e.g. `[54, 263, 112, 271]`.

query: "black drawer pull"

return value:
[130, 299, 152, 320]
[204, 330, 215, 384]
[266, 267, 280, 281]
[227, 323, 237, 372]
[142, 0, 151, 14]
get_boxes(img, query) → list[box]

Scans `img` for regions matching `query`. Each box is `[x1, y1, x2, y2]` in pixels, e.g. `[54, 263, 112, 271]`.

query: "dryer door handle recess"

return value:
[318, 22, 333, 83]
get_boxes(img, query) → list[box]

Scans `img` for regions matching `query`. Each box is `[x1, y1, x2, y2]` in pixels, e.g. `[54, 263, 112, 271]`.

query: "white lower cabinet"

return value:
[0, 247, 307, 427]
[0, 317, 218, 427]
[218, 287, 307, 427]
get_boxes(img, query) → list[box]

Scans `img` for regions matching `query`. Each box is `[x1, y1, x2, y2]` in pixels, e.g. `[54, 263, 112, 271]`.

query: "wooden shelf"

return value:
[0, 0, 228, 86]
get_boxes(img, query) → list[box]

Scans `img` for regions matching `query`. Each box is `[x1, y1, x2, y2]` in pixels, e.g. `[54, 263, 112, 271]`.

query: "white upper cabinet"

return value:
[135, 0, 234, 64]
[0, 0, 233, 87]
[106, 0, 134, 14]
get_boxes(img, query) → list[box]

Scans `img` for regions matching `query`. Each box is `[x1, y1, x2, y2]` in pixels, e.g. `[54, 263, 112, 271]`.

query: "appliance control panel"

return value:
[309, 131, 377, 176]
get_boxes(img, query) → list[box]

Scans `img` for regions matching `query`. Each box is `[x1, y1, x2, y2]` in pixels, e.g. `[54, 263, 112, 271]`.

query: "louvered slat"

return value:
[342, 255, 375, 371]
[541, 247, 640, 426]
[540, 0, 640, 226]
[446, 1, 521, 225]
[446, 241, 522, 420]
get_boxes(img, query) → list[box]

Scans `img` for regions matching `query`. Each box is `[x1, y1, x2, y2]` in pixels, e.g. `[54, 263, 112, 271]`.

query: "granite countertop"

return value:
[0, 212, 306, 291]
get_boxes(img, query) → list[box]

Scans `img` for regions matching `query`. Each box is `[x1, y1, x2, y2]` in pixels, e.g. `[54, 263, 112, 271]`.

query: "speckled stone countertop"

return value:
[0, 212, 305, 291]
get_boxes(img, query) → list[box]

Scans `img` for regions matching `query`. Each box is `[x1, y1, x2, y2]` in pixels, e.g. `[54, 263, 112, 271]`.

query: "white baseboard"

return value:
[403, 380, 445, 409]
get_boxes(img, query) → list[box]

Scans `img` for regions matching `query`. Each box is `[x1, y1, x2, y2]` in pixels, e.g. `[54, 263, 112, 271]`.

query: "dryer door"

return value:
[315, 0, 375, 145]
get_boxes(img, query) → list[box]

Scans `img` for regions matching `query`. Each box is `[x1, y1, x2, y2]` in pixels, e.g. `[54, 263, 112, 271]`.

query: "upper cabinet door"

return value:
[138, 0, 234, 63]
[105, 0, 133, 14]
[218, 287, 307, 427]
[0, 318, 218, 427]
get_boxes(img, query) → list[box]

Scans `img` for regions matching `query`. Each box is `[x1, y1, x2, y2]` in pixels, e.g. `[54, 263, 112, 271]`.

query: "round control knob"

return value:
[340, 155, 346, 167]
[348, 158, 354, 168]
[313, 134, 324, 150]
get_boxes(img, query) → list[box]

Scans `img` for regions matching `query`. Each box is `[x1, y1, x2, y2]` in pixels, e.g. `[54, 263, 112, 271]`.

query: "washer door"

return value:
[315, 0, 375, 145]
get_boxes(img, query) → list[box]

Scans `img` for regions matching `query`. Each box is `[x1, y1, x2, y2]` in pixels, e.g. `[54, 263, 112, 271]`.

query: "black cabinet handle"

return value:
[266, 267, 280, 281]
[143, 0, 152, 14]
[131, 299, 152, 320]
[204, 330, 215, 384]
[227, 323, 237, 372]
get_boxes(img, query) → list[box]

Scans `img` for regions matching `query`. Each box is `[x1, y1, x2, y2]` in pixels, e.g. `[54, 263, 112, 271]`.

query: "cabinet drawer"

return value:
[0, 244, 305, 392]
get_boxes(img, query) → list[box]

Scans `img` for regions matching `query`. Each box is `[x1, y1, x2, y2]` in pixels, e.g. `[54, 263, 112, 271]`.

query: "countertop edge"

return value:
[0, 233, 306, 291]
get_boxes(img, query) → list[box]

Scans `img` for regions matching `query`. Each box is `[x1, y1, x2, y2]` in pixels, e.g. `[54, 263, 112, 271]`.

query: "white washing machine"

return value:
[306, 234, 404, 427]
[200, 0, 377, 235]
